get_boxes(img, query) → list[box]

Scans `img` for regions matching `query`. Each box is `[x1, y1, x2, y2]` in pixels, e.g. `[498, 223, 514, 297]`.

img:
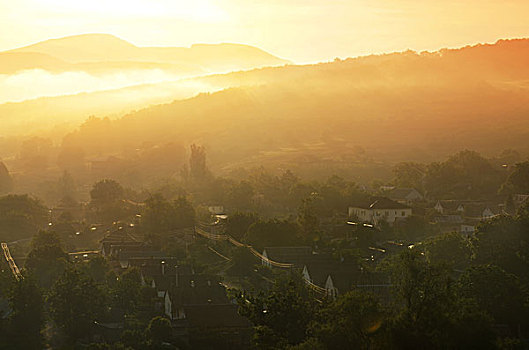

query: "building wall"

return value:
[348, 207, 412, 224]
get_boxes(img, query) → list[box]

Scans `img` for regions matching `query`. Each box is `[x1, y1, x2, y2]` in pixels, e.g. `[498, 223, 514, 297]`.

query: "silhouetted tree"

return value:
[0, 161, 13, 194]
[237, 275, 317, 348]
[500, 161, 529, 194]
[392, 162, 426, 190]
[8, 278, 44, 349]
[48, 268, 106, 344]
[25, 231, 69, 288]
[189, 144, 209, 182]
[0, 194, 47, 242]
[297, 195, 320, 242]
[90, 179, 124, 205]
[423, 231, 472, 270]
[226, 212, 259, 240]
[226, 180, 255, 210]
[112, 268, 143, 318]
[457, 264, 529, 332]
[89, 179, 127, 222]
[309, 290, 385, 349]
[245, 219, 300, 248]
[142, 194, 195, 235]
[146, 316, 174, 347]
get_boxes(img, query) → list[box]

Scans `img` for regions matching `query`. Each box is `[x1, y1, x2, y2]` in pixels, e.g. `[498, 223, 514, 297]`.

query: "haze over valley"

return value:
[2, 35, 529, 181]
[3, 1, 529, 349]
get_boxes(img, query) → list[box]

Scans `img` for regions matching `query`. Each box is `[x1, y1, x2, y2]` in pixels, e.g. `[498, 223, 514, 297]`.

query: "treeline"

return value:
[391, 149, 528, 200]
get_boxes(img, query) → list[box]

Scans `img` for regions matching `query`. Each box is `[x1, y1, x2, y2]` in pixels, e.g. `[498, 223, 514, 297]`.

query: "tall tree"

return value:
[146, 316, 174, 347]
[90, 179, 124, 206]
[8, 278, 45, 349]
[142, 194, 195, 235]
[0, 194, 48, 242]
[500, 161, 529, 194]
[245, 219, 300, 248]
[0, 161, 13, 194]
[226, 212, 259, 240]
[89, 179, 127, 222]
[392, 162, 426, 190]
[47, 268, 106, 344]
[189, 144, 209, 182]
[237, 275, 317, 348]
[25, 231, 69, 288]
[457, 264, 528, 332]
[309, 290, 385, 349]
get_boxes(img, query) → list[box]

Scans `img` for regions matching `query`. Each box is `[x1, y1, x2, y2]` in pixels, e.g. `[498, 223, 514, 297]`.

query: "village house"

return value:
[301, 254, 361, 298]
[433, 200, 499, 219]
[348, 197, 412, 226]
[387, 187, 424, 205]
[158, 268, 252, 348]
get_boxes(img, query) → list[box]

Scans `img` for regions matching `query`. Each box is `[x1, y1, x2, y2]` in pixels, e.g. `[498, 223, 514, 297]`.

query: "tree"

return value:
[89, 179, 127, 222]
[226, 180, 255, 210]
[142, 194, 195, 235]
[226, 212, 259, 240]
[25, 231, 69, 288]
[90, 179, 124, 206]
[393, 215, 433, 242]
[0, 194, 48, 242]
[473, 214, 529, 281]
[19, 136, 52, 170]
[385, 250, 454, 347]
[423, 232, 472, 270]
[8, 278, 45, 349]
[57, 145, 86, 173]
[48, 267, 106, 343]
[227, 246, 256, 276]
[237, 275, 318, 348]
[56, 170, 77, 202]
[424, 150, 502, 199]
[385, 249, 496, 349]
[172, 196, 196, 229]
[457, 264, 528, 331]
[310, 290, 385, 349]
[188, 144, 209, 182]
[112, 268, 143, 318]
[393, 162, 426, 190]
[0, 161, 13, 194]
[245, 219, 300, 248]
[297, 196, 321, 242]
[146, 316, 173, 347]
[500, 161, 529, 194]
[81, 255, 111, 284]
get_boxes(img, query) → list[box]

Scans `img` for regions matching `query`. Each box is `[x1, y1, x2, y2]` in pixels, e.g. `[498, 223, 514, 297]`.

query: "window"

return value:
[402, 211, 406, 216]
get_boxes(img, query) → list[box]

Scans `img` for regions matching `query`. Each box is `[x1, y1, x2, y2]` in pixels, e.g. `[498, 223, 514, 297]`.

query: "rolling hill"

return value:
[5, 33, 290, 74]
[4, 38, 529, 180]
[55, 38, 529, 173]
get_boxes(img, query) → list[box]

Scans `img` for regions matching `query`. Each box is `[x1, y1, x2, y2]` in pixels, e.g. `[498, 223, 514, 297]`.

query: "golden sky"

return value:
[2, 0, 529, 63]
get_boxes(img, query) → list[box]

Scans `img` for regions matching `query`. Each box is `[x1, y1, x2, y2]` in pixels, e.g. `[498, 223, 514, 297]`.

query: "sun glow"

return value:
[21, 0, 228, 22]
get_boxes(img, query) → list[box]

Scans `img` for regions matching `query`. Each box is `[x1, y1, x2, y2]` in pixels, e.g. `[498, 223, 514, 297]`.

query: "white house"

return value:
[348, 197, 412, 225]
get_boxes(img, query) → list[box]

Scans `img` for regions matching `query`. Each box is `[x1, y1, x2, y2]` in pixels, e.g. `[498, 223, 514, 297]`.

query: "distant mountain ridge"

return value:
[2, 33, 290, 74]
[3, 37, 529, 170]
